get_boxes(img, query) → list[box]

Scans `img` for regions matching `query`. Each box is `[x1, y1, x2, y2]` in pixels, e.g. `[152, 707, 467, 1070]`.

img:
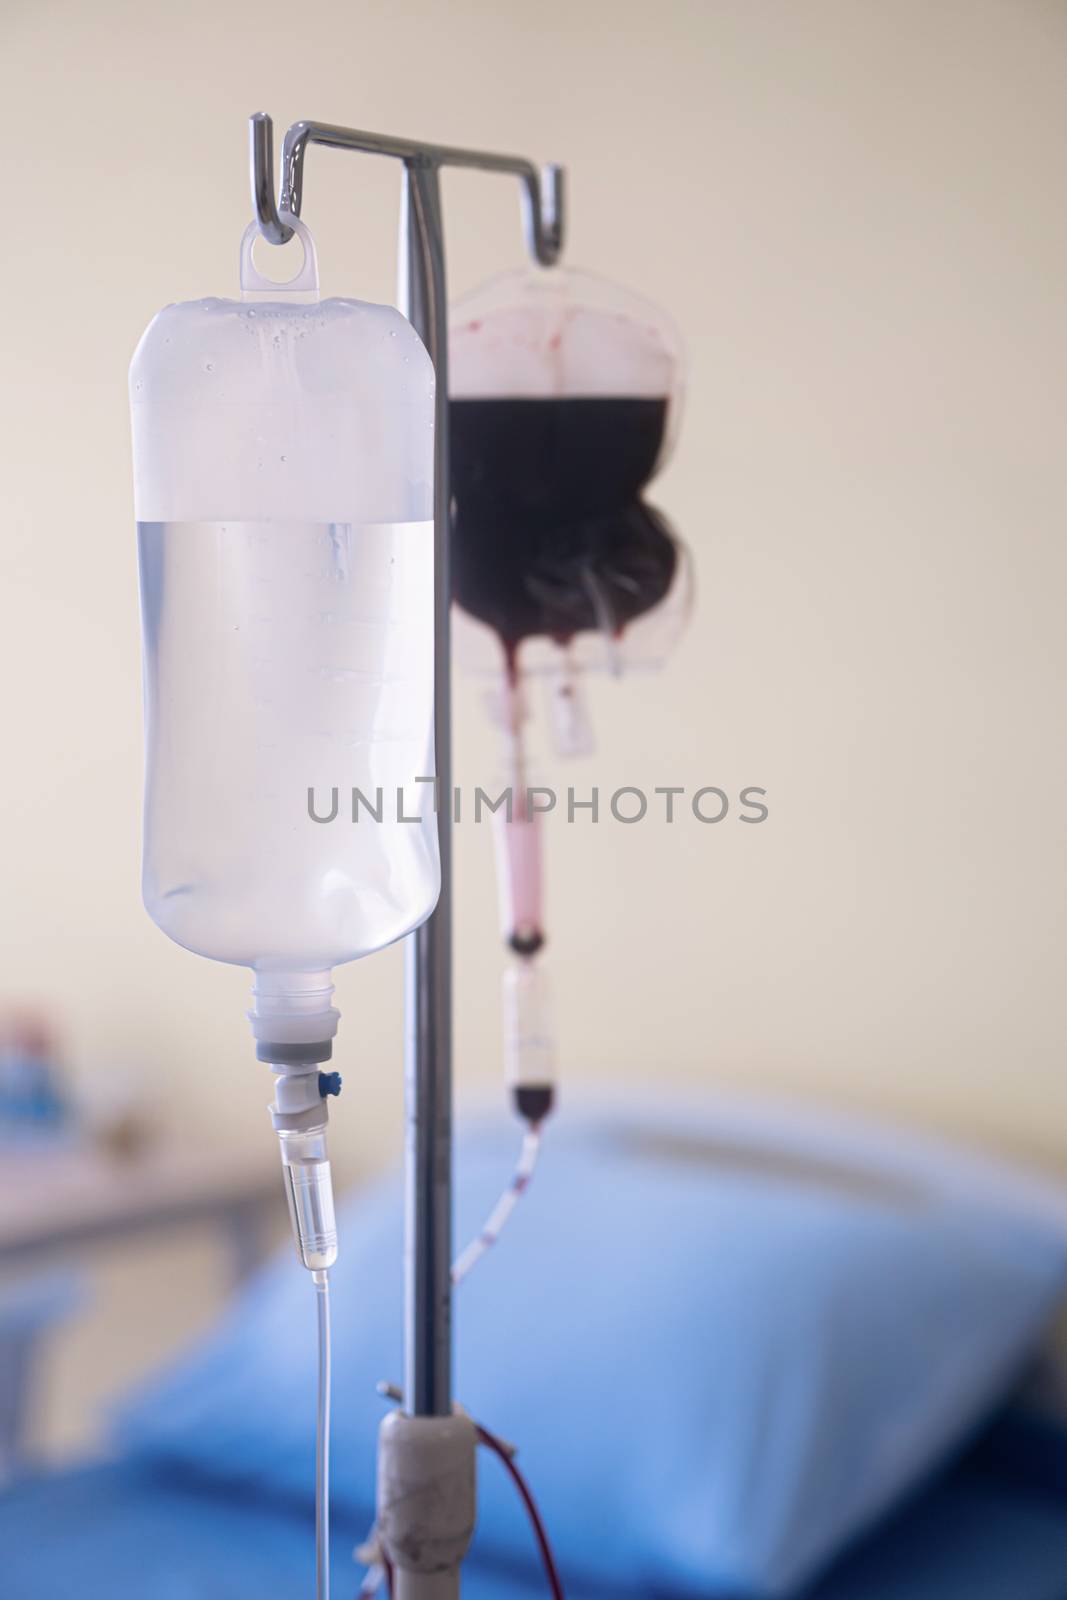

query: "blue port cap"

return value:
[318, 1071, 343, 1099]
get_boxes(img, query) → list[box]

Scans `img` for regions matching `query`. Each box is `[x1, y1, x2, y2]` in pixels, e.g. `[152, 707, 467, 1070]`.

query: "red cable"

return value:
[476, 1421, 566, 1600]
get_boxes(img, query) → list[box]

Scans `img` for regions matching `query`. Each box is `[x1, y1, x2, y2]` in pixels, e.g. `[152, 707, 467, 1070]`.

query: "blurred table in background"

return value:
[0, 1140, 279, 1476]
[0, 1140, 279, 1281]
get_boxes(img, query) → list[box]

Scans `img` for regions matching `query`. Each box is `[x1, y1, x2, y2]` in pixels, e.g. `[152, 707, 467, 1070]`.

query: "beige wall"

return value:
[3, 0, 1066, 1183]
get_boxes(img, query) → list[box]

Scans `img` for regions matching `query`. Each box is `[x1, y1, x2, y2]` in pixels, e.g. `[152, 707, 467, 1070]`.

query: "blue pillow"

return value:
[117, 1094, 1067, 1596]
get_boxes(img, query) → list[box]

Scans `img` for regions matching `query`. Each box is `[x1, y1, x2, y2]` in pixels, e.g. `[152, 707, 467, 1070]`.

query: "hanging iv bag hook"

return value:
[249, 111, 565, 267]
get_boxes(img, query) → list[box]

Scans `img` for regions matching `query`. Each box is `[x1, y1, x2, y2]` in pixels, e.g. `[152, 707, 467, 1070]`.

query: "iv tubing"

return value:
[451, 1124, 542, 1287]
[314, 1269, 331, 1600]
[475, 1421, 565, 1600]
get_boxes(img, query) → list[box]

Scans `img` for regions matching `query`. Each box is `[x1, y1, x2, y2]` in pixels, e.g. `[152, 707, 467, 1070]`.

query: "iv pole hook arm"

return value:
[249, 111, 565, 266]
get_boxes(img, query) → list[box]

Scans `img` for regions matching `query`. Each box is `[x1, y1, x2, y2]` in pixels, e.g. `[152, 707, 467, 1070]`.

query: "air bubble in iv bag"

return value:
[449, 267, 692, 688]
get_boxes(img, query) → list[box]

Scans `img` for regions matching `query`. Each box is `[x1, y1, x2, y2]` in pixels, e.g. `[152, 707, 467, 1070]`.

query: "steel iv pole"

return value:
[250, 113, 564, 1596]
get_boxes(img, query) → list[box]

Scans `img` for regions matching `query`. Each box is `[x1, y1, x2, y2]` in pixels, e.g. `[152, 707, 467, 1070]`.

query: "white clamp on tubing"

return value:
[250, 971, 341, 1272]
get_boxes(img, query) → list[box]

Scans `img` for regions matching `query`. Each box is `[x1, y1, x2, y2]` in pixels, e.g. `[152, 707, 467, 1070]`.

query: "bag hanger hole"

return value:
[250, 229, 308, 286]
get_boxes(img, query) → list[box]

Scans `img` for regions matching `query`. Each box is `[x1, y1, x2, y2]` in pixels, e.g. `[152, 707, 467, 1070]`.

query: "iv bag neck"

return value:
[248, 969, 341, 1063]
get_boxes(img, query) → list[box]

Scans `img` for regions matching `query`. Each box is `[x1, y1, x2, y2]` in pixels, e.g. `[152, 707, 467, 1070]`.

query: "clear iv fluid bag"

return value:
[137, 516, 433, 969]
[449, 267, 692, 681]
[131, 227, 439, 977]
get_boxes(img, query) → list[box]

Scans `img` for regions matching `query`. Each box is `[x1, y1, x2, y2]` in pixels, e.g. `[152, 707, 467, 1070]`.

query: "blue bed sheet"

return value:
[0, 1460, 567, 1600]
[4, 1430, 1067, 1600]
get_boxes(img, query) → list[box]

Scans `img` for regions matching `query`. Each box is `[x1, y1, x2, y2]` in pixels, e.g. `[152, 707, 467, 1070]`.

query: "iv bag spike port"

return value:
[248, 111, 565, 266]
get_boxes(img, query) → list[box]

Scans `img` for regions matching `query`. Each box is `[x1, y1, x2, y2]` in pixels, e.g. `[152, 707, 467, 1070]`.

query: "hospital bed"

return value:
[5, 1093, 1067, 1599]
[5, 1405, 1067, 1599]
